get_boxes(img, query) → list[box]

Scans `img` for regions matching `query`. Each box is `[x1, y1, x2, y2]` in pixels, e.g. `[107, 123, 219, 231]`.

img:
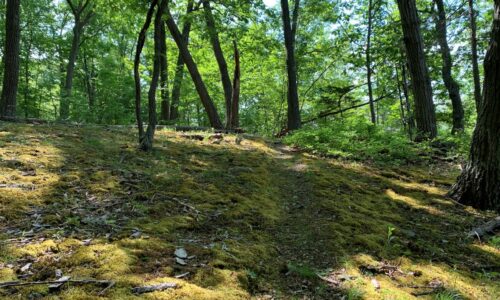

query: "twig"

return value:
[97, 281, 115, 296]
[0, 279, 113, 289]
[131, 282, 177, 294]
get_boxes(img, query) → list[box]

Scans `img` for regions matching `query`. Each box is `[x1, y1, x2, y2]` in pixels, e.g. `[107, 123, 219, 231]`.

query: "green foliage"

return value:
[489, 236, 500, 249]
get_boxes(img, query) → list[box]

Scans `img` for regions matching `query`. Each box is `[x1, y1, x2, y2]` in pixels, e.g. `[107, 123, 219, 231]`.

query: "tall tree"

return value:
[468, 0, 482, 111]
[60, 0, 94, 119]
[134, 0, 158, 147]
[433, 0, 464, 133]
[165, 2, 223, 129]
[170, 0, 195, 121]
[203, 0, 233, 128]
[0, 0, 21, 118]
[449, 0, 500, 212]
[366, 0, 376, 124]
[280, 0, 301, 130]
[229, 40, 240, 129]
[159, 21, 170, 121]
[396, 0, 437, 140]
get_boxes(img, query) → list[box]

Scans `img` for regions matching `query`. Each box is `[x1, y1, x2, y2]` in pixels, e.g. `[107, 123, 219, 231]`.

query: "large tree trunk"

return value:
[170, 0, 194, 121]
[60, 0, 93, 120]
[159, 22, 170, 121]
[396, 0, 437, 140]
[165, 4, 223, 129]
[202, 0, 233, 128]
[434, 0, 464, 134]
[468, 0, 482, 112]
[134, 0, 158, 141]
[449, 0, 500, 212]
[280, 0, 301, 130]
[0, 0, 21, 118]
[366, 0, 376, 124]
[229, 40, 240, 129]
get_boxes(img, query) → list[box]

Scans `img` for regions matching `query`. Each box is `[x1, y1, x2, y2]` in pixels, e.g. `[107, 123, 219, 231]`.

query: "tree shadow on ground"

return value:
[0, 123, 498, 299]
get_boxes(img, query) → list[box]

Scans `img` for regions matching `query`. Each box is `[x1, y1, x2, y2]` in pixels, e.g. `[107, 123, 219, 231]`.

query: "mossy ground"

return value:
[0, 122, 498, 299]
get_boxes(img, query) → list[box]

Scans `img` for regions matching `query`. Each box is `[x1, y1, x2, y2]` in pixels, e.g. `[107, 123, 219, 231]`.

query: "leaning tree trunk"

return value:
[434, 0, 464, 133]
[165, 4, 223, 129]
[281, 0, 301, 130]
[0, 0, 21, 118]
[366, 0, 376, 124]
[396, 0, 437, 140]
[170, 0, 194, 121]
[449, 0, 500, 212]
[468, 0, 482, 112]
[203, 0, 233, 128]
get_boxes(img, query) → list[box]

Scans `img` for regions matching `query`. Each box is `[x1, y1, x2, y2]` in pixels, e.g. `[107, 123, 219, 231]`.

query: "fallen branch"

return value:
[131, 282, 177, 294]
[467, 216, 500, 239]
[0, 279, 113, 289]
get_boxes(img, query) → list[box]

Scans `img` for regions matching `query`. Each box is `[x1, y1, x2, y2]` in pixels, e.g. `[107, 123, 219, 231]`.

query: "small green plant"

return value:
[386, 225, 396, 246]
[286, 263, 317, 279]
[488, 236, 500, 249]
[346, 287, 365, 300]
[434, 289, 463, 300]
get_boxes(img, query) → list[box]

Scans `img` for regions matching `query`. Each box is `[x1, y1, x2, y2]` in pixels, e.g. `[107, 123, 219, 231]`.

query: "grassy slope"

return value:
[0, 122, 498, 299]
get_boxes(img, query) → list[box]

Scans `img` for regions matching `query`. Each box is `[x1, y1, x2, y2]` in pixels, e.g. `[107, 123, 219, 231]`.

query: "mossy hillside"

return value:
[0, 122, 498, 299]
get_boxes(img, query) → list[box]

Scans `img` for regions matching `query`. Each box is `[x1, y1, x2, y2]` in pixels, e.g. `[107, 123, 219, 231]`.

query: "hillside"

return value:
[0, 122, 498, 299]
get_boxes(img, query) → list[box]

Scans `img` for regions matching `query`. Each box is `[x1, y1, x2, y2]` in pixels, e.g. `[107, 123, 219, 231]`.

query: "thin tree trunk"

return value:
[140, 0, 166, 151]
[202, 0, 232, 127]
[434, 0, 464, 134]
[165, 4, 223, 129]
[366, 0, 376, 124]
[229, 40, 240, 129]
[401, 62, 415, 137]
[396, 0, 437, 140]
[468, 0, 482, 111]
[60, 0, 93, 120]
[281, 0, 301, 130]
[170, 0, 194, 121]
[159, 22, 170, 121]
[134, 0, 158, 140]
[0, 0, 21, 118]
[449, 0, 500, 212]
[82, 50, 96, 110]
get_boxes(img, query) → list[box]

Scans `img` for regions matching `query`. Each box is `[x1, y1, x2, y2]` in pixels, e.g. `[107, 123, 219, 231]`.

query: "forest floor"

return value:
[0, 122, 498, 300]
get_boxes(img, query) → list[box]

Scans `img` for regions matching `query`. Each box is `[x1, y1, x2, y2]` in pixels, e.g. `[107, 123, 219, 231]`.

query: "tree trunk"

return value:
[468, 0, 482, 112]
[401, 62, 415, 137]
[159, 21, 170, 121]
[366, 0, 376, 124]
[280, 0, 301, 130]
[433, 0, 464, 134]
[0, 0, 21, 118]
[60, 0, 93, 120]
[165, 4, 223, 129]
[449, 0, 500, 212]
[396, 0, 437, 140]
[140, 0, 166, 151]
[134, 0, 158, 140]
[170, 0, 194, 121]
[229, 40, 240, 129]
[202, 0, 233, 128]
[82, 50, 96, 110]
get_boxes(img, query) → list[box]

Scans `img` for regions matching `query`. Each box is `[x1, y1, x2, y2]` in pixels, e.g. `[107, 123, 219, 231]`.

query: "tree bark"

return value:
[229, 40, 240, 129]
[468, 0, 482, 112]
[159, 21, 170, 121]
[449, 0, 500, 212]
[396, 0, 437, 140]
[82, 49, 96, 110]
[281, 0, 301, 130]
[140, 0, 166, 151]
[366, 0, 376, 124]
[60, 0, 93, 120]
[202, 0, 233, 128]
[433, 0, 464, 134]
[0, 0, 21, 118]
[165, 4, 223, 129]
[134, 0, 158, 140]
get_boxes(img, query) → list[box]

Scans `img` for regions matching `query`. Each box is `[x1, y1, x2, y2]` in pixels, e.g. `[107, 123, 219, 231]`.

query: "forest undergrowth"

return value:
[0, 122, 498, 299]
